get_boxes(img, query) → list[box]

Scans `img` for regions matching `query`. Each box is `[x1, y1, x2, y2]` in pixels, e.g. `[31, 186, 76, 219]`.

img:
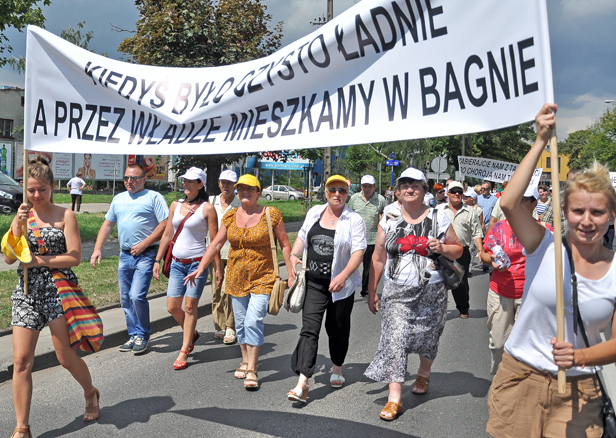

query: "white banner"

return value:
[24, 0, 553, 155]
[458, 156, 542, 186]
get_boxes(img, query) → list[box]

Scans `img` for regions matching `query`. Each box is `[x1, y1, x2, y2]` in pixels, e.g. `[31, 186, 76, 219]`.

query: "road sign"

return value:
[431, 157, 447, 173]
[390, 152, 395, 159]
[455, 171, 463, 181]
[426, 172, 450, 180]
[386, 160, 400, 166]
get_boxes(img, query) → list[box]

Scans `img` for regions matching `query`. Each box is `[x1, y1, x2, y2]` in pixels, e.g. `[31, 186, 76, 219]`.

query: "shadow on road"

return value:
[446, 308, 488, 321]
[37, 396, 176, 437]
[172, 407, 418, 438]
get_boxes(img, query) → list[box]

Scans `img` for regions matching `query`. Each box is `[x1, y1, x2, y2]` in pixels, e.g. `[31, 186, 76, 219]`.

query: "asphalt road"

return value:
[0, 268, 494, 438]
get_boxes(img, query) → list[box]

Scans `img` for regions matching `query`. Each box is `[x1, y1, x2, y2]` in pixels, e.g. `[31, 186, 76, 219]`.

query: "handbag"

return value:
[28, 211, 104, 352]
[162, 200, 203, 278]
[283, 254, 307, 313]
[563, 239, 616, 438]
[265, 207, 288, 315]
[431, 209, 465, 289]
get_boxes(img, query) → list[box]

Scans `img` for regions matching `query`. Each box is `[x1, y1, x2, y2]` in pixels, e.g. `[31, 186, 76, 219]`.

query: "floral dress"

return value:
[222, 207, 282, 297]
[365, 209, 450, 383]
[11, 227, 77, 331]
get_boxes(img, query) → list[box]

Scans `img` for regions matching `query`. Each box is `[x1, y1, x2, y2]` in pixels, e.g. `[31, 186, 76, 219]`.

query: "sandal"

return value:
[379, 401, 403, 421]
[235, 362, 248, 379]
[83, 387, 100, 422]
[412, 375, 430, 395]
[173, 350, 190, 370]
[330, 373, 345, 388]
[287, 385, 309, 403]
[187, 331, 200, 353]
[223, 328, 237, 345]
[10, 426, 32, 438]
[244, 370, 259, 390]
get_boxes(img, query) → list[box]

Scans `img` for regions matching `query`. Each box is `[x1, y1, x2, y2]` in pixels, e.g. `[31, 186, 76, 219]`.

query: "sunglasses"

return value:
[437, 190, 445, 194]
[449, 190, 463, 195]
[123, 176, 144, 182]
[327, 188, 349, 194]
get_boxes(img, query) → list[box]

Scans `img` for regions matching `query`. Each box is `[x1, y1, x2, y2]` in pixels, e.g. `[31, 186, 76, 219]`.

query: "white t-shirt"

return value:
[505, 230, 616, 376]
[383, 201, 401, 219]
[380, 208, 451, 287]
[67, 177, 85, 195]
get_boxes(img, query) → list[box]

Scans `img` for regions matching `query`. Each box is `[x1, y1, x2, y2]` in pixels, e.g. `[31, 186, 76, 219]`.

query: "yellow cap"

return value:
[1, 230, 32, 263]
[325, 175, 349, 187]
[235, 174, 261, 191]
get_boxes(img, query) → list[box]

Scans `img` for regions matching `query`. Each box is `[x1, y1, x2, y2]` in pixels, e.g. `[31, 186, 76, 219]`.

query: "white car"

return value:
[262, 185, 305, 200]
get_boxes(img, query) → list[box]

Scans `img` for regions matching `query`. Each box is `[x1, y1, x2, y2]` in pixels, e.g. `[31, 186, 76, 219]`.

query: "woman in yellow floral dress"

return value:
[185, 174, 292, 389]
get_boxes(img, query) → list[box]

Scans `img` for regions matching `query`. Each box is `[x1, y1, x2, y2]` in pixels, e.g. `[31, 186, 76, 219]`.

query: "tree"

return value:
[119, 0, 283, 195]
[558, 129, 592, 171]
[0, 0, 50, 68]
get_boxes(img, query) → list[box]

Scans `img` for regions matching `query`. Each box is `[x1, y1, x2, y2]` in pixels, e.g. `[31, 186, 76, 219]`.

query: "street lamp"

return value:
[606, 99, 615, 104]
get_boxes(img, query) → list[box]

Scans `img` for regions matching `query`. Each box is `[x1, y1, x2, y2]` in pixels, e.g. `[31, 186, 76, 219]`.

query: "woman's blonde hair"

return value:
[563, 161, 616, 215]
[474, 184, 482, 195]
[28, 156, 55, 203]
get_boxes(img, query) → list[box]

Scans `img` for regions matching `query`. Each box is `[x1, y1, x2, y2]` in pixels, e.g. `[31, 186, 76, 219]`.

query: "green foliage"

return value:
[559, 129, 592, 171]
[0, 0, 50, 67]
[60, 21, 93, 49]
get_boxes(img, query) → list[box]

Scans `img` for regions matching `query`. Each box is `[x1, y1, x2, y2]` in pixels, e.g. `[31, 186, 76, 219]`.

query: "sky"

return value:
[0, 0, 615, 141]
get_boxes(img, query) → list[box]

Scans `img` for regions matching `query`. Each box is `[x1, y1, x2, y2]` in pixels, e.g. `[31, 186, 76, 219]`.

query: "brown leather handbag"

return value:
[265, 207, 287, 315]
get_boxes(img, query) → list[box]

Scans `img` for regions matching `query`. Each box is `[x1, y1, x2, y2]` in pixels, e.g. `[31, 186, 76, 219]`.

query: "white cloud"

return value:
[555, 94, 612, 138]
[560, 0, 616, 18]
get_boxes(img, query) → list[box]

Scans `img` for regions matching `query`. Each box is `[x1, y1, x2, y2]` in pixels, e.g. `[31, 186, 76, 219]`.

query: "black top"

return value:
[306, 221, 336, 280]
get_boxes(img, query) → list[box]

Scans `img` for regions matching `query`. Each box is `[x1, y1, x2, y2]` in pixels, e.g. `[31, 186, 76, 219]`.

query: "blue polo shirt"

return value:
[106, 189, 169, 250]
[477, 193, 498, 226]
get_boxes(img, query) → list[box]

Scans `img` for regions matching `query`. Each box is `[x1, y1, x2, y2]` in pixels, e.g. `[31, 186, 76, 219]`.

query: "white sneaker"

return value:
[223, 328, 237, 344]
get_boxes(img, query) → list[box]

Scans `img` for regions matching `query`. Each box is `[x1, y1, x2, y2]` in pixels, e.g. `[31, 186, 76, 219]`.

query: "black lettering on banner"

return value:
[203, 117, 221, 143]
[383, 73, 409, 121]
[107, 108, 124, 143]
[518, 37, 538, 94]
[358, 81, 374, 125]
[356, 14, 380, 57]
[282, 98, 300, 136]
[173, 83, 192, 115]
[299, 93, 317, 134]
[234, 70, 255, 97]
[278, 51, 295, 80]
[104, 71, 123, 89]
[247, 64, 267, 93]
[97, 69, 108, 87]
[69, 103, 83, 138]
[34, 99, 48, 135]
[414, 0, 428, 40]
[268, 101, 284, 137]
[95, 106, 111, 142]
[139, 80, 156, 106]
[54, 101, 67, 136]
[251, 105, 269, 139]
[371, 7, 397, 52]
[464, 55, 487, 107]
[335, 25, 359, 61]
[308, 35, 330, 69]
[118, 76, 137, 99]
[296, 42, 310, 74]
[419, 67, 439, 116]
[266, 56, 284, 86]
[129, 110, 152, 144]
[392, 0, 418, 46]
[509, 44, 520, 98]
[84, 61, 102, 86]
[190, 83, 209, 111]
[82, 104, 97, 141]
[225, 112, 251, 141]
[337, 85, 356, 129]
[316, 91, 333, 132]
[173, 123, 195, 144]
[159, 124, 177, 144]
[243, 110, 255, 140]
[151, 82, 167, 109]
[198, 82, 217, 109]
[146, 115, 162, 144]
[213, 77, 235, 104]
[189, 120, 208, 143]
[426, 0, 447, 38]
[444, 62, 465, 112]
[488, 48, 510, 102]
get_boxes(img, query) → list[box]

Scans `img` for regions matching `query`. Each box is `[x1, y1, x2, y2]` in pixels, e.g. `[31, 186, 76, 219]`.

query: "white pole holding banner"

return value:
[22, 149, 28, 295]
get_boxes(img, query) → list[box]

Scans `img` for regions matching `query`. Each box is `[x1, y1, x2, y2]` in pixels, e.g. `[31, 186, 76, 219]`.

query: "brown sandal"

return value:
[379, 401, 403, 421]
[244, 370, 259, 390]
[84, 387, 100, 422]
[412, 375, 430, 395]
[10, 426, 32, 438]
[235, 362, 248, 379]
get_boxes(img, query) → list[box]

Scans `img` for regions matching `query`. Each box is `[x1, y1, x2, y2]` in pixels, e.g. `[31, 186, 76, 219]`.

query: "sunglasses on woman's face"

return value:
[437, 190, 445, 194]
[327, 187, 348, 194]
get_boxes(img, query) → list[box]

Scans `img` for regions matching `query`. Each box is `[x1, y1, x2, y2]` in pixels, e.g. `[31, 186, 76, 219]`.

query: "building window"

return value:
[0, 119, 13, 138]
[21, 96, 24, 106]
[545, 157, 561, 169]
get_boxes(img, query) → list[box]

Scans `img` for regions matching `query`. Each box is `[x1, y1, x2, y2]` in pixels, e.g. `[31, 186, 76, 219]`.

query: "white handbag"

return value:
[284, 256, 307, 313]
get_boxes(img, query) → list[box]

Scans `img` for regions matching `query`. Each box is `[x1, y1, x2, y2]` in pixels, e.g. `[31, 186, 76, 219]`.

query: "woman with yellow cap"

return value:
[185, 174, 292, 390]
[286, 175, 366, 403]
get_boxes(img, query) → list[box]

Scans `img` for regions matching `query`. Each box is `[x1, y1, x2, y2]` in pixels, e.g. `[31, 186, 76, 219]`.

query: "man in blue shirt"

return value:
[91, 163, 169, 354]
[476, 180, 498, 272]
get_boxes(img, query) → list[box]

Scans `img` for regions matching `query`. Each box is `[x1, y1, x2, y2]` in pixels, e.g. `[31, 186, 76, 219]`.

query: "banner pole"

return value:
[23, 149, 28, 296]
[549, 128, 566, 393]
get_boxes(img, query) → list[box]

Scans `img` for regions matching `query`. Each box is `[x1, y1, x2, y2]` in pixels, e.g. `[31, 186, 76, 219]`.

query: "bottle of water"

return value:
[487, 236, 511, 269]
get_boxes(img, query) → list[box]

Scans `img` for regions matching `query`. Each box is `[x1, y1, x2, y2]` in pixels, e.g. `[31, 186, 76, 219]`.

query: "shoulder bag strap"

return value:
[169, 201, 203, 248]
[265, 207, 280, 277]
[28, 210, 49, 255]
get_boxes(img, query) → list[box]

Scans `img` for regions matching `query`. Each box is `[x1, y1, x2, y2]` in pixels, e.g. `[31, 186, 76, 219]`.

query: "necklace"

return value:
[240, 209, 256, 227]
[327, 207, 339, 225]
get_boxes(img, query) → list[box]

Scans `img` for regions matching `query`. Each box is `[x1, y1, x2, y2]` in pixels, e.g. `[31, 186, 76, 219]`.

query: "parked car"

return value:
[0, 173, 23, 214]
[262, 185, 305, 200]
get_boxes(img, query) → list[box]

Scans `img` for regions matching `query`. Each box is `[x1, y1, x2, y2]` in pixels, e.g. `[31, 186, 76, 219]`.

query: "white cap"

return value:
[463, 187, 477, 199]
[397, 167, 427, 183]
[219, 169, 238, 183]
[523, 186, 539, 200]
[179, 167, 206, 182]
[361, 175, 376, 185]
[448, 181, 464, 191]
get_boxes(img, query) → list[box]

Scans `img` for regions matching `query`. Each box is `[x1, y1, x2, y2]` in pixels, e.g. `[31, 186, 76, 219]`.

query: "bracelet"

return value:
[290, 253, 302, 259]
[155, 260, 162, 263]
[578, 350, 586, 369]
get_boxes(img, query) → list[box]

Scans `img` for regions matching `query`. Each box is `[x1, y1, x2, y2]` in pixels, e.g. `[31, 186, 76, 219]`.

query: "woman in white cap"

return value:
[286, 175, 366, 403]
[365, 167, 463, 421]
[153, 167, 221, 370]
[185, 174, 292, 390]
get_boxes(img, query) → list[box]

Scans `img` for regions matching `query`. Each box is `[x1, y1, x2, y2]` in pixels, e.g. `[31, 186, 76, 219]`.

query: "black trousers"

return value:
[451, 247, 472, 315]
[360, 244, 375, 296]
[291, 274, 355, 378]
[70, 194, 82, 212]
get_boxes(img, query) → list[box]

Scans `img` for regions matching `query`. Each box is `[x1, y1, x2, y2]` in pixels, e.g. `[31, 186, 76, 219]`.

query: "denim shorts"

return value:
[167, 260, 208, 299]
